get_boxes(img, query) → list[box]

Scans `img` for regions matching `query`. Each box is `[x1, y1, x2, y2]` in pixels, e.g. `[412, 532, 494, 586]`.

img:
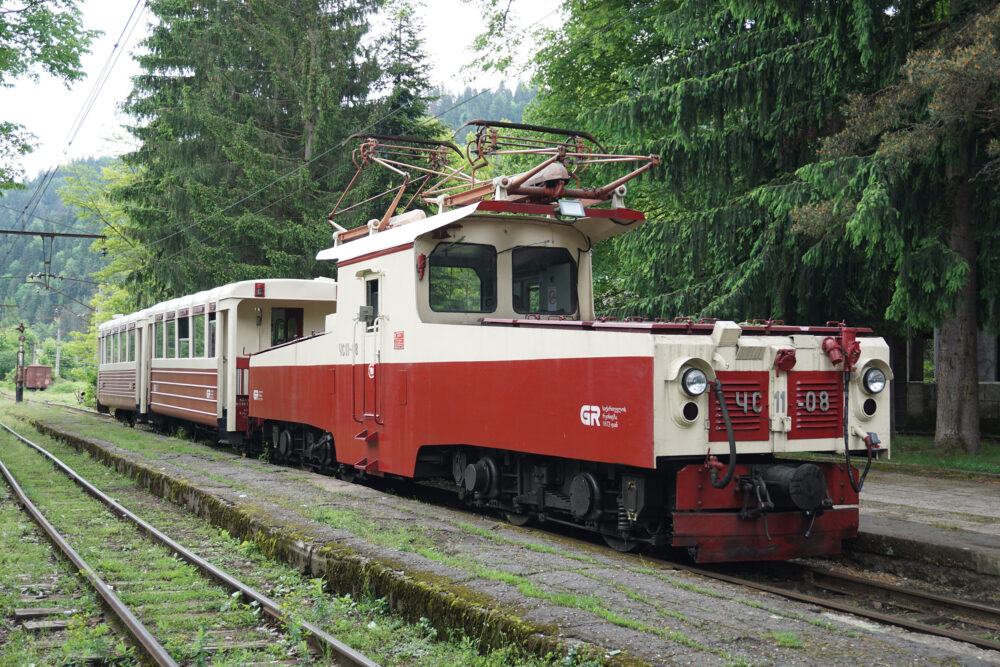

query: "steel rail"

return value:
[0, 419, 380, 667]
[798, 563, 1000, 627]
[670, 559, 1000, 652]
[0, 446, 177, 666]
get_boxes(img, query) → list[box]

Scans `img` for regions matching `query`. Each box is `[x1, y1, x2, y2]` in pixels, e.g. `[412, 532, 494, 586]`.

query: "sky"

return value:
[1, 0, 561, 180]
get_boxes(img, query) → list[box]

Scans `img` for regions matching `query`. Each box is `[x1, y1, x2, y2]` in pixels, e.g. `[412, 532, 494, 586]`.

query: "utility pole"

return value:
[15, 322, 25, 403]
[54, 307, 61, 378]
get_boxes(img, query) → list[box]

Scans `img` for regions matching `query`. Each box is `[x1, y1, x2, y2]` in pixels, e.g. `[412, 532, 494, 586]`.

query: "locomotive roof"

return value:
[315, 201, 646, 265]
[98, 278, 337, 333]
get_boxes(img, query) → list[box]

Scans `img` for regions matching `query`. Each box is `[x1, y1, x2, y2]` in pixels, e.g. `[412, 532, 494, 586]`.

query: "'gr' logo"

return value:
[580, 405, 601, 427]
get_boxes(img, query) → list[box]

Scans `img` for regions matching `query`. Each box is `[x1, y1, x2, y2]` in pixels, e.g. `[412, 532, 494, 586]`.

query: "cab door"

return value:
[352, 275, 383, 471]
[361, 277, 382, 422]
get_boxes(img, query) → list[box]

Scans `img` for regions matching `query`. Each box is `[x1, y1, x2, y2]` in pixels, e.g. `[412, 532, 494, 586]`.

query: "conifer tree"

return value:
[527, 0, 999, 452]
[376, 0, 437, 137]
[116, 0, 382, 299]
[790, 3, 1000, 453]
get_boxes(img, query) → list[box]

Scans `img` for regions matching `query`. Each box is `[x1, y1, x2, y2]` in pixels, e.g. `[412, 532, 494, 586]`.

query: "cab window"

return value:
[429, 242, 497, 313]
[512, 247, 578, 315]
[271, 307, 303, 345]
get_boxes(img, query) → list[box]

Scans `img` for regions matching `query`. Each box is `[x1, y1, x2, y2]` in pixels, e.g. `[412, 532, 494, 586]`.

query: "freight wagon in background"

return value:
[97, 121, 892, 563]
[24, 364, 52, 390]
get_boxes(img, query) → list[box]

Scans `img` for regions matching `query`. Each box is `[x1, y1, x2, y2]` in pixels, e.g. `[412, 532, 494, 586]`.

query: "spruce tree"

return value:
[117, 0, 382, 299]
[527, 0, 999, 452]
[789, 3, 1000, 453]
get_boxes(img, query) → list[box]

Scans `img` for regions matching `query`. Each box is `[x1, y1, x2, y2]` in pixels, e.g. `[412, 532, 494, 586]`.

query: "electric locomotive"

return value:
[245, 123, 891, 562]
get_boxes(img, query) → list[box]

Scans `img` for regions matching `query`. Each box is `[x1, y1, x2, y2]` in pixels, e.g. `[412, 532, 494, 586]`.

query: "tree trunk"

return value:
[935, 176, 980, 454]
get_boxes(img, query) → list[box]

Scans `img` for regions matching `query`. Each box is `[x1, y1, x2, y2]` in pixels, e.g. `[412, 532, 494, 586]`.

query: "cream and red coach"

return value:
[98, 279, 337, 437]
[246, 125, 893, 562]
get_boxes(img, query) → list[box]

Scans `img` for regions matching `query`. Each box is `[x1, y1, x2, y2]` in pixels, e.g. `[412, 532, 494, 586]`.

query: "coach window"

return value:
[512, 247, 578, 315]
[154, 321, 163, 359]
[271, 307, 303, 346]
[178, 316, 190, 358]
[103, 334, 110, 363]
[208, 312, 217, 357]
[428, 242, 497, 312]
[166, 318, 176, 358]
[193, 313, 206, 357]
[128, 330, 135, 362]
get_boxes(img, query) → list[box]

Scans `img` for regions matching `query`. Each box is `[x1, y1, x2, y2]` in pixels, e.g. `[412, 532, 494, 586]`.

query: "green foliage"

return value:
[0, 326, 36, 380]
[793, 4, 1000, 335]
[527, 1, 937, 326]
[0, 0, 97, 188]
[115, 0, 387, 299]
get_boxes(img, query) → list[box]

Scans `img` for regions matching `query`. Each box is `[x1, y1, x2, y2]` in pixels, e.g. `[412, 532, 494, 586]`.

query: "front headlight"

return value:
[862, 367, 886, 394]
[681, 367, 708, 396]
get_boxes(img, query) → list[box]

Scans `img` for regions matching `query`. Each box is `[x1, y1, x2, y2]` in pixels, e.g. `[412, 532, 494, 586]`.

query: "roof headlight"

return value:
[681, 367, 708, 397]
[862, 367, 886, 395]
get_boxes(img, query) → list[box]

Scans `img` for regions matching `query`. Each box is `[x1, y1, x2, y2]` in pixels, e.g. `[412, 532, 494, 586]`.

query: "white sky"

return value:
[1, 0, 561, 180]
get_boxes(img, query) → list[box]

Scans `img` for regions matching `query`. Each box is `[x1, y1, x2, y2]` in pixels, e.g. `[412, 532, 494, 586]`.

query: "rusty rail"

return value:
[675, 559, 1000, 652]
[0, 419, 380, 667]
[0, 432, 177, 666]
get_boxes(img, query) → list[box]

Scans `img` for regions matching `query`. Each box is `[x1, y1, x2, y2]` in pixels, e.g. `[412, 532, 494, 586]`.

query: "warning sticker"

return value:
[394, 331, 404, 350]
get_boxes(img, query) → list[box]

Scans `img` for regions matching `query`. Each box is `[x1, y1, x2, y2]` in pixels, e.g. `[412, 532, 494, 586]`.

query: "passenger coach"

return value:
[97, 279, 337, 439]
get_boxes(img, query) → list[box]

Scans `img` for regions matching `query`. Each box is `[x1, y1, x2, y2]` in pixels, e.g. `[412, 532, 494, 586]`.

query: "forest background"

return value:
[1, 0, 999, 455]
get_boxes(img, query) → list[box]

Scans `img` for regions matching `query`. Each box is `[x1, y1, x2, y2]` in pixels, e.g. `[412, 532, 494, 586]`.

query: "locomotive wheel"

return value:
[504, 511, 532, 527]
[603, 533, 641, 553]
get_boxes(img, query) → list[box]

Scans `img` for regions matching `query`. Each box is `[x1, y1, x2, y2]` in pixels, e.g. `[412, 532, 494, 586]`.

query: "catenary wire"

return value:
[2, 0, 148, 266]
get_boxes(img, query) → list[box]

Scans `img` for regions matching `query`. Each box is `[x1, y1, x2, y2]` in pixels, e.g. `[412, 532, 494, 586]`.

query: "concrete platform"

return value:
[852, 468, 1000, 579]
[23, 411, 1000, 666]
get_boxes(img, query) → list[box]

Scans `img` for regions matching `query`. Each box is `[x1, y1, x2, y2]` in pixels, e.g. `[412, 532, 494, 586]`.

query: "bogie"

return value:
[450, 447, 672, 549]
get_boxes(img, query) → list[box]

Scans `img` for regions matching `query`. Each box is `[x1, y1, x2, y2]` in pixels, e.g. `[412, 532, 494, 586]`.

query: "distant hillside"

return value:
[428, 83, 535, 133]
[0, 158, 111, 339]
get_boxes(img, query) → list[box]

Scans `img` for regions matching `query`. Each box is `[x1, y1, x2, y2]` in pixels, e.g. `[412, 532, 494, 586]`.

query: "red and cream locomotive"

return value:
[98, 122, 891, 562]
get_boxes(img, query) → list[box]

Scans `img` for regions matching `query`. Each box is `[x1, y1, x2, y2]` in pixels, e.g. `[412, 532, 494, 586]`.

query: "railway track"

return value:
[0, 418, 378, 667]
[13, 397, 1000, 657]
[662, 559, 1000, 652]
